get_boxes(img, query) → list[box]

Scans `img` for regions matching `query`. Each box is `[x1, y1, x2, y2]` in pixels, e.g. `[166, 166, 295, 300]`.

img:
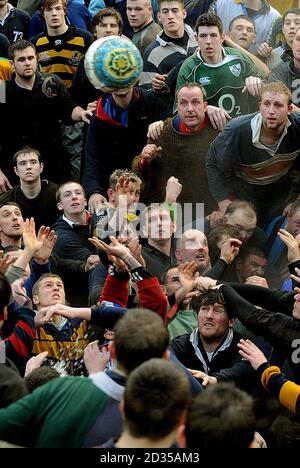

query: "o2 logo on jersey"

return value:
[218, 94, 241, 117]
[291, 339, 300, 364]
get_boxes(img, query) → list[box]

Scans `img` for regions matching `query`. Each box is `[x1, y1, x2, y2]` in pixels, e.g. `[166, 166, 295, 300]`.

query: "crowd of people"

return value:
[0, 0, 300, 449]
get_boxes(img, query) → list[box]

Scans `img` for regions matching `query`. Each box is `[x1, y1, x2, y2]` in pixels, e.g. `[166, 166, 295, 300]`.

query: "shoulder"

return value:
[72, 27, 93, 41]
[30, 32, 47, 45]
[289, 112, 300, 127]
[13, 7, 30, 19]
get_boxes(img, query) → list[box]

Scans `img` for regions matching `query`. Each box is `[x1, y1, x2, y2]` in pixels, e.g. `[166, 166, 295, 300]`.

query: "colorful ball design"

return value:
[84, 36, 143, 92]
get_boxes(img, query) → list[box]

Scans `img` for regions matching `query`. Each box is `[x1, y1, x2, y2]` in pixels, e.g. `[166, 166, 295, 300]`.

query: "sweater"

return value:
[258, 362, 300, 415]
[0, 376, 119, 447]
[0, 180, 59, 230]
[206, 112, 300, 224]
[268, 57, 300, 105]
[0, 5, 30, 43]
[170, 328, 255, 391]
[132, 116, 219, 216]
[82, 88, 171, 199]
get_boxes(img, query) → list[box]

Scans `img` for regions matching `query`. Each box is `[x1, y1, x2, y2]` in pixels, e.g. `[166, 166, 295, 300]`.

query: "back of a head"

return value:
[113, 309, 170, 374]
[25, 367, 60, 393]
[185, 383, 256, 449]
[124, 358, 191, 440]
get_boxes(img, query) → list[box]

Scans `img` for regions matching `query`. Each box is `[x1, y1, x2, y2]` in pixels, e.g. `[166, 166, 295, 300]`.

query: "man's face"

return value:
[12, 47, 37, 80]
[283, 13, 300, 47]
[164, 267, 180, 296]
[176, 230, 210, 271]
[0, 205, 24, 238]
[33, 276, 65, 308]
[197, 25, 224, 63]
[43, 0, 66, 29]
[198, 302, 233, 342]
[259, 91, 292, 131]
[157, 1, 186, 37]
[225, 208, 256, 243]
[127, 0, 152, 30]
[57, 182, 86, 216]
[228, 18, 256, 50]
[237, 254, 267, 283]
[287, 209, 300, 237]
[177, 86, 207, 129]
[95, 15, 120, 38]
[146, 208, 174, 241]
[14, 152, 43, 183]
[292, 28, 300, 63]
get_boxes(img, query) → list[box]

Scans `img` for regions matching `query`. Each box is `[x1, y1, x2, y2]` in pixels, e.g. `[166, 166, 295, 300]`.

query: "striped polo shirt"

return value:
[31, 25, 93, 88]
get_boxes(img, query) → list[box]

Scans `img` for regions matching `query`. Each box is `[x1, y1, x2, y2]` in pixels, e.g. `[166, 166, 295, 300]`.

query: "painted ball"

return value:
[84, 36, 143, 92]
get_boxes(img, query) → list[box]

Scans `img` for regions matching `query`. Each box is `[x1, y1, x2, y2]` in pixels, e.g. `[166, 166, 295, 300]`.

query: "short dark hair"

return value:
[283, 8, 300, 23]
[238, 245, 266, 262]
[13, 146, 42, 167]
[41, 0, 67, 15]
[56, 180, 85, 203]
[113, 309, 170, 374]
[208, 224, 241, 264]
[124, 358, 191, 440]
[9, 39, 36, 60]
[185, 383, 256, 448]
[191, 288, 235, 319]
[91, 7, 123, 36]
[161, 265, 178, 286]
[196, 13, 223, 35]
[0, 202, 22, 212]
[25, 367, 60, 393]
[228, 14, 256, 32]
[0, 272, 11, 321]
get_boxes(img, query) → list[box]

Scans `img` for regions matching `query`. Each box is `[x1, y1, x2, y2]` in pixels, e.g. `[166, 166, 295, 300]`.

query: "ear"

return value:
[203, 100, 208, 112]
[220, 32, 226, 44]
[177, 423, 187, 448]
[157, 11, 161, 22]
[175, 248, 182, 262]
[32, 294, 40, 305]
[182, 8, 187, 20]
[162, 349, 170, 360]
[40, 163, 43, 174]
[14, 166, 19, 177]
[108, 340, 116, 360]
[288, 104, 293, 114]
[228, 318, 235, 329]
[57, 202, 63, 211]
[119, 399, 125, 417]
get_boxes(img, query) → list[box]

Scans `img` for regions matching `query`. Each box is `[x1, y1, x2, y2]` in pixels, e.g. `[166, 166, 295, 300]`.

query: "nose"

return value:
[256, 266, 263, 276]
[205, 306, 214, 319]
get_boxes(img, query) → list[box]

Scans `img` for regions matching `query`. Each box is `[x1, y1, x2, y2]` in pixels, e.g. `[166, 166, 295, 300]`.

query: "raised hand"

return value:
[278, 229, 300, 263]
[238, 339, 268, 370]
[34, 226, 57, 264]
[83, 340, 109, 375]
[22, 218, 44, 254]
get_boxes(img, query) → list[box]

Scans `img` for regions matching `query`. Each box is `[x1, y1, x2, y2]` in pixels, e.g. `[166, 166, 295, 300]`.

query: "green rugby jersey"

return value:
[176, 47, 261, 117]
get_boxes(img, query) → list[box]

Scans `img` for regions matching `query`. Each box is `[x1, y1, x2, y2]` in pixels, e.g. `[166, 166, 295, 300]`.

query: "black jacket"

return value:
[170, 328, 255, 391]
[53, 215, 96, 262]
[220, 283, 300, 383]
[82, 88, 171, 199]
[0, 7, 30, 43]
